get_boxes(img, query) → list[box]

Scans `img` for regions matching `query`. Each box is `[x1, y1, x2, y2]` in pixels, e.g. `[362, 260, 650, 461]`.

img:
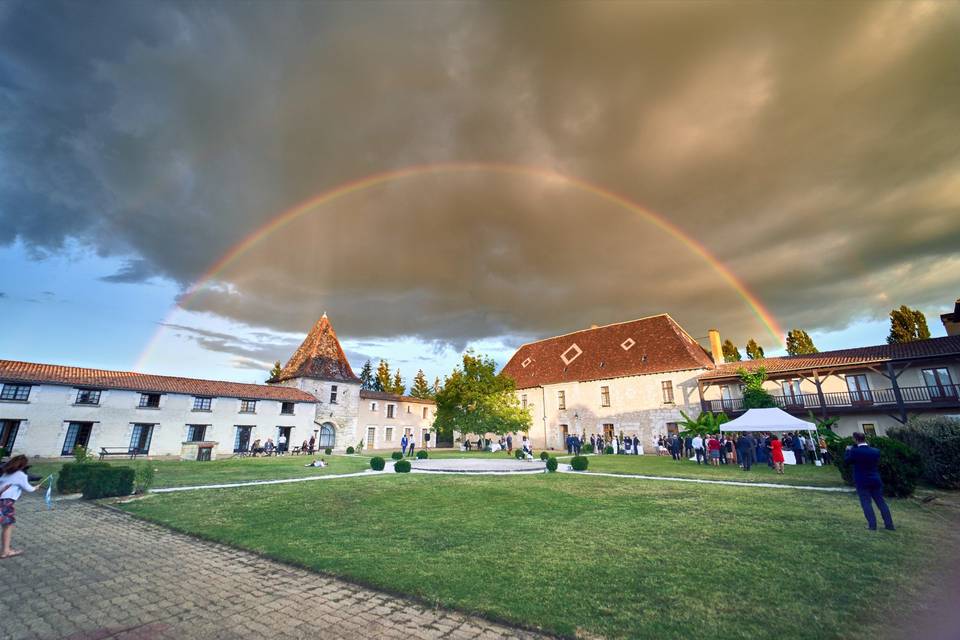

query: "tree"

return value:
[433, 376, 443, 396]
[887, 305, 931, 344]
[410, 369, 432, 398]
[359, 360, 375, 390]
[785, 329, 818, 355]
[745, 339, 764, 360]
[268, 360, 282, 382]
[391, 370, 405, 395]
[738, 366, 776, 408]
[721, 339, 742, 363]
[434, 351, 531, 442]
[374, 360, 391, 393]
[677, 410, 729, 438]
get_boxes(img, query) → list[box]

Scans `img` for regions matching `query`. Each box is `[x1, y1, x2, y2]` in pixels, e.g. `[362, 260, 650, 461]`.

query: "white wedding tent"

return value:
[720, 408, 820, 465]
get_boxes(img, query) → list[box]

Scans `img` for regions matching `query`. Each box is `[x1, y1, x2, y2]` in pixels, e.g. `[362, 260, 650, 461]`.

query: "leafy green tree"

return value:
[745, 339, 764, 360]
[374, 360, 391, 392]
[887, 305, 931, 344]
[410, 369, 432, 398]
[434, 351, 531, 441]
[359, 360, 375, 390]
[738, 366, 777, 408]
[722, 339, 742, 363]
[785, 329, 818, 355]
[391, 370, 405, 395]
[677, 410, 729, 438]
[268, 360, 282, 382]
[432, 376, 443, 396]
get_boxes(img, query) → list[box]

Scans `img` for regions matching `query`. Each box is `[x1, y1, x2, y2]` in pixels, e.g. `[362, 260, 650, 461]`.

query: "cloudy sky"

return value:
[2, 1, 958, 386]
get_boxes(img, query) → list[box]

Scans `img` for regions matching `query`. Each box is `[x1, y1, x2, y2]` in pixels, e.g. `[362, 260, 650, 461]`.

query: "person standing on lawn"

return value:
[792, 433, 805, 465]
[277, 432, 287, 456]
[1, 455, 47, 559]
[738, 433, 756, 471]
[770, 434, 785, 474]
[632, 434, 640, 455]
[400, 433, 408, 456]
[845, 432, 895, 531]
[670, 435, 681, 461]
[707, 434, 721, 466]
[308, 435, 316, 455]
[692, 434, 705, 464]
[506, 434, 513, 453]
[407, 433, 416, 457]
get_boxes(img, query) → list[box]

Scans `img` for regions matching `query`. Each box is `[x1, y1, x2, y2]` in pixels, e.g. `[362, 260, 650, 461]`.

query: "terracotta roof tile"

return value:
[359, 389, 435, 405]
[0, 360, 316, 402]
[501, 314, 715, 389]
[275, 314, 360, 383]
[699, 334, 960, 381]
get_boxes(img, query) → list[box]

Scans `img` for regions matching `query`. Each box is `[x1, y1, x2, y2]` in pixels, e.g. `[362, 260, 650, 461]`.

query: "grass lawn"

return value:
[28, 454, 370, 489]
[118, 473, 959, 639]
[583, 454, 845, 487]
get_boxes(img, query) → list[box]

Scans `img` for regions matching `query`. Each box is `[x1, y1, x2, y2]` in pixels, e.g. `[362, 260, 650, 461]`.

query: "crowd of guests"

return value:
[647, 431, 830, 473]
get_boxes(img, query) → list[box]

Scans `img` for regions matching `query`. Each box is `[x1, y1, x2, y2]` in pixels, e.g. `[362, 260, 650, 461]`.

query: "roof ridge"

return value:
[516, 313, 671, 348]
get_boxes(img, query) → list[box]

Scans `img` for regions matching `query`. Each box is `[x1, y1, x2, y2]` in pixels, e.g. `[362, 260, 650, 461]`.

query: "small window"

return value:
[385, 426, 393, 442]
[387, 404, 395, 419]
[240, 399, 257, 413]
[561, 343, 583, 365]
[422, 406, 428, 419]
[139, 393, 161, 408]
[193, 397, 212, 411]
[558, 390, 566, 410]
[406, 405, 412, 414]
[330, 385, 338, 404]
[186, 425, 207, 442]
[522, 394, 528, 409]
[861, 423, 877, 437]
[0, 384, 31, 402]
[600, 386, 610, 408]
[280, 401, 295, 415]
[370, 401, 377, 411]
[76, 389, 102, 405]
[661, 381, 674, 404]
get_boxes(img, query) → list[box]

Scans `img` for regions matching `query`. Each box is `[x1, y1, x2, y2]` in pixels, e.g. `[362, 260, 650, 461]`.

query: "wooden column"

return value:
[886, 361, 908, 424]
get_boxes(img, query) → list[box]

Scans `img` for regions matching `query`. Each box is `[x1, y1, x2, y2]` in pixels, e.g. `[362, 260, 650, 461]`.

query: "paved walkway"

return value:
[0, 499, 546, 640]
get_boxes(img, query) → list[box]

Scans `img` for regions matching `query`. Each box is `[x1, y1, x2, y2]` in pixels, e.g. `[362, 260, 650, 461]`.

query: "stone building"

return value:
[357, 390, 436, 451]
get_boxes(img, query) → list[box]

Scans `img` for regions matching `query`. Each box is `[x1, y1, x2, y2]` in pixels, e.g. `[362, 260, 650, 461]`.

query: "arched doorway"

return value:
[317, 422, 336, 449]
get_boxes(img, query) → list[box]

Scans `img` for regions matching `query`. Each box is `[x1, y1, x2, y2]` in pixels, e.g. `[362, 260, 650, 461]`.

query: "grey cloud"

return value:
[3, 1, 959, 353]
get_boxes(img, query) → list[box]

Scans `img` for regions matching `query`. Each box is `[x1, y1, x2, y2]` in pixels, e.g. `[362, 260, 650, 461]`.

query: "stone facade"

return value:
[357, 390, 436, 451]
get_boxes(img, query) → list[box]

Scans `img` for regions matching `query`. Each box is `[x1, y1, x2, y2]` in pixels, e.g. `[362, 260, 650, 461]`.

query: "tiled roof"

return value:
[699, 334, 960, 381]
[274, 314, 360, 384]
[0, 359, 316, 402]
[501, 314, 715, 389]
[359, 390, 436, 405]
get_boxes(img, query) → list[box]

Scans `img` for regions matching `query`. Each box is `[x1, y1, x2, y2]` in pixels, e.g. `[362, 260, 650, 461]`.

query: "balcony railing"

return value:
[701, 384, 960, 414]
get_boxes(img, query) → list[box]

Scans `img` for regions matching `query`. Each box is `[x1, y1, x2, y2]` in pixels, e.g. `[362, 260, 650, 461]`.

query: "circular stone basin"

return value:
[409, 458, 547, 474]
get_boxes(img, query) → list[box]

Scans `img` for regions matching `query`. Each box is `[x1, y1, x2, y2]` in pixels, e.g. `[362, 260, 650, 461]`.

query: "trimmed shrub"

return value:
[345, 446, 355, 454]
[570, 456, 589, 471]
[394, 459, 412, 473]
[416, 450, 428, 459]
[57, 461, 111, 494]
[370, 456, 386, 471]
[888, 416, 960, 489]
[582, 444, 593, 454]
[133, 463, 155, 494]
[829, 435, 922, 497]
[539, 451, 550, 461]
[546, 456, 558, 472]
[82, 466, 135, 500]
[604, 445, 614, 455]
[391, 451, 403, 460]
[514, 449, 524, 460]
[324, 448, 332, 455]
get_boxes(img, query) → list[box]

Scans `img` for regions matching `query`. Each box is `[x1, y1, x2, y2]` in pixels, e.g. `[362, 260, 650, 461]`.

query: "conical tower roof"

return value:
[274, 314, 360, 383]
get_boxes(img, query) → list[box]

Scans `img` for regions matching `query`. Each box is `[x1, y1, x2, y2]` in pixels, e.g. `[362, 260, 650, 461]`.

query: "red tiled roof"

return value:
[274, 314, 360, 383]
[359, 390, 435, 405]
[699, 334, 960, 381]
[501, 314, 715, 389]
[0, 359, 316, 402]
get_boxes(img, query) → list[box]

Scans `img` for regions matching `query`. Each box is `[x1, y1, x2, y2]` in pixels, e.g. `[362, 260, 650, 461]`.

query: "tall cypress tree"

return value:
[432, 376, 443, 396]
[391, 370, 405, 395]
[745, 339, 764, 360]
[887, 305, 931, 344]
[721, 339, 742, 363]
[410, 369, 431, 398]
[268, 360, 283, 382]
[785, 329, 818, 355]
[374, 360, 391, 392]
[359, 360, 375, 390]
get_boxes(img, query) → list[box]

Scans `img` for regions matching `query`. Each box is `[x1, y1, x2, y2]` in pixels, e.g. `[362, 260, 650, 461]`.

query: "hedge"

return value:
[829, 435, 922, 497]
[546, 456, 559, 472]
[394, 459, 412, 473]
[82, 466, 135, 500]
[888, 416, 960, 489]
[391, 451, 403, 460]
[57, 462, 112, 494]
[370, 456, 386, 471]
[570, 456, 589, 471]
[416, 450, 428, 459]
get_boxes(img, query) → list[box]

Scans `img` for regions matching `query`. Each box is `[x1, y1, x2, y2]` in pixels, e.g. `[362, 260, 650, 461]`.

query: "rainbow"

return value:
[135, 162, 784, 369]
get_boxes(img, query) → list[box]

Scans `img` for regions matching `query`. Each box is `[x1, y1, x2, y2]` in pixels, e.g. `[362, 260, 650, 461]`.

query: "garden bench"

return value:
[99, 447, 142, 461]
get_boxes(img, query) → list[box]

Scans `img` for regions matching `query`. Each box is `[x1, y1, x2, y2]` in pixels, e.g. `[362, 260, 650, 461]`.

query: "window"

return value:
[0, 420, 20, 451]
[370, 401, 378, 411]
[661, 381, 674, 404]
[845, 375, 872, 404]
[0, 384, 31, 402]
[406, 405, 412, 414]
[239, 399, 257, 413]
[385, 427, 393, 442]
[234, 425, 252, 453]
[280, 401, 295, 415]
[558, 390, 566, 410]
[387, 404, 395, 419]
[129, 424, 154, 454]
[666, 421, 679, 436]
[522, 394, 528, 409]
[422, 406, 428, 419]
[61, 422, 93, 456]
[139, 393, 160, 408]
[317, 423, 336, 448]
[861, 423, 877, 437]
[186, 425, 207, 442]
[193, 397, 212, 411]
[602, 423, 614, 440]
[922, 368, 955, 398]
[329, 385, 338, 404]
[75, 389, 102, 405]
[600, 386, 610, 407]
[366, 426, 376, 449]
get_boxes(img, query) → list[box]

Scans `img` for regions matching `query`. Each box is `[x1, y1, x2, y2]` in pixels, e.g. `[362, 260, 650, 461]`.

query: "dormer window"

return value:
[75, 389, 102, 405]
[561, 343, 583, 365]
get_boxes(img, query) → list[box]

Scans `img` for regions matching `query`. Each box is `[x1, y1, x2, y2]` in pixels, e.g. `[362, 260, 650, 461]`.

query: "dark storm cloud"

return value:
[100, 259, 155, 283]
[3, 1, 959, 350]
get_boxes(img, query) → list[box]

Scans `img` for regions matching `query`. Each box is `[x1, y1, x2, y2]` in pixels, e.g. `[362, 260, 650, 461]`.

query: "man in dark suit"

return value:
[844, 432, 895, 531]
[738, 433, 756, 471]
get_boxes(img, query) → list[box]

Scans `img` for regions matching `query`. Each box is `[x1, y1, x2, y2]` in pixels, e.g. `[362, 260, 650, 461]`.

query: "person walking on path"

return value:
[770, 435, 785, 474]
[845, 432, 895, 531]
[1, 455, 47, 559]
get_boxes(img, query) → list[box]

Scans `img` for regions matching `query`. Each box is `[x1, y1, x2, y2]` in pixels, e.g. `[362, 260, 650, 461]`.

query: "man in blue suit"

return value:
[844, 432, 895, 531]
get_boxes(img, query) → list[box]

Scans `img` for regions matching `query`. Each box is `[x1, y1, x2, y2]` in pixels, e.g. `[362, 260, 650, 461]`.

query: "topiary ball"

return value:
[346, 446, 355, 455]
[570, 456, 589, 471]
[370, 456, 386, 471]
[539, 451, 549, 461]
[391, 451, 403, 460]
[394, 459, 412, 473]
[324, 448, 332, 455]
[583, 444, 594, 454]
[604, 445, 614, 455]
[546, 456, 559, 472]
[515, 449, 524, 460]
[416, 450, 428, 459]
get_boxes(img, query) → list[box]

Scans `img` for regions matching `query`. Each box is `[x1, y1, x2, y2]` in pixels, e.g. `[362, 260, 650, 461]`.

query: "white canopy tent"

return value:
[719, 408, 820, 465]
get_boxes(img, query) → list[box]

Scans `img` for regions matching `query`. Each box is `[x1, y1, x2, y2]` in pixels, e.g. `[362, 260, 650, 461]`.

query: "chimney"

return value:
[708, 329, 723, 366]
[942, 298, 960, 336]
[590, 324, 599, 329]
